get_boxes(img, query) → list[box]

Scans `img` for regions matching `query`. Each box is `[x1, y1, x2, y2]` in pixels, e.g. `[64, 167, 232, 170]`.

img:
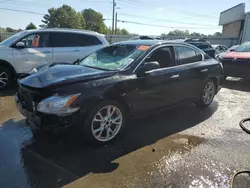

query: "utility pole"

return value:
[112, 0, 116, 35]
[115, 12, 118, 35]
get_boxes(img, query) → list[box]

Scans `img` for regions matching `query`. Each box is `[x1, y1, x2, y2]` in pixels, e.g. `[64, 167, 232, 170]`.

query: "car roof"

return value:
[212, 44, 227, 47]
[24, 28, 103, 36]
[114, 39, 187, 46]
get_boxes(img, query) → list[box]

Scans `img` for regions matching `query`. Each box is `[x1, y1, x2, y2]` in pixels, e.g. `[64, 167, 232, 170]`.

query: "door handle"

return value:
[200, 69, 208, 72]
[43, 51, 51, 53]
[73, 49, 80, 52]
[170, 74, 179, 79]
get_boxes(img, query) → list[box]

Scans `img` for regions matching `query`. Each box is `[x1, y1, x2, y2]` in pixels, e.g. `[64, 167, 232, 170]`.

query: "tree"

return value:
[6, 27, 16, 32]
[213, 32, 222, 36]
[81, 9, 106, 33]
[40, 5, 85, 29]
[25, 22, 37, 30]
[167, 29, 190, 36]
[120, 29, 129, 35]
[190, 32, 201, 37]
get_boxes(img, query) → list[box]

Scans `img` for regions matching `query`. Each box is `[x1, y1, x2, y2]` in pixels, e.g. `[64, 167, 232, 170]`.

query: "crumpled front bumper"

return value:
[15, 94, 78, 131]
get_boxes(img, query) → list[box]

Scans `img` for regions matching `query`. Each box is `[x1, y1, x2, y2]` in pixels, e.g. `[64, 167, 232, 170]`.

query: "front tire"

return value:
[0, 67, 12, 90]
[196, 80, 216, 108]
[82, 101, 125, 145]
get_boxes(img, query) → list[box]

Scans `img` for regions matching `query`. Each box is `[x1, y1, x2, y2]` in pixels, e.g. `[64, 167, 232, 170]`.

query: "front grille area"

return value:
[18, 87, 34, 112]
[18, 85, 53, 112]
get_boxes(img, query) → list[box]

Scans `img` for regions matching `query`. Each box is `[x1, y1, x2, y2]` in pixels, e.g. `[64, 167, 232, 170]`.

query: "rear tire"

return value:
[196, 80, 216, 108]
[81, 101, 126, 145]
[0, 67, 12, 90]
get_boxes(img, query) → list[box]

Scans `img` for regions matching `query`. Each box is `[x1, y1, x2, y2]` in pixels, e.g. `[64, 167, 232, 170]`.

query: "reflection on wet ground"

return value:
[1, 78, 250, 188]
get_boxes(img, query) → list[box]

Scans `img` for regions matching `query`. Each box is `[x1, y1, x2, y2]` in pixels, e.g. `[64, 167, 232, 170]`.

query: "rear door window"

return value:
[51, 32, 101, 47]
[80, 34, 102, 46]
[175, 46, 202, 65]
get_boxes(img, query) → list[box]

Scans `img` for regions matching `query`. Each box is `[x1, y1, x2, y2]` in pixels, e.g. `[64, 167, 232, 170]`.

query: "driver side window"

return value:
[145, 46, 174, 68]
[19, 33, 49, 48]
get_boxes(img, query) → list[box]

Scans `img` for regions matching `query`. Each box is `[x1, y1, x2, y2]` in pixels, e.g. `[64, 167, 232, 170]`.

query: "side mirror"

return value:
[137, 61, 160, 76]
[15, 42, 25, 49]
[230, 48, 235, 52]
[73, 59, 80, 65]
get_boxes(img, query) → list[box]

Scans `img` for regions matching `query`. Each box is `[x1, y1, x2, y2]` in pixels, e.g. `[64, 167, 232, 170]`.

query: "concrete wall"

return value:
[221, 20, 242, 37]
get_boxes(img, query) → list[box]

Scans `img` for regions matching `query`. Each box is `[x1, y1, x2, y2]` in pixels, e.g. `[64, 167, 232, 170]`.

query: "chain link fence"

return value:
[0, 31, 16, 42]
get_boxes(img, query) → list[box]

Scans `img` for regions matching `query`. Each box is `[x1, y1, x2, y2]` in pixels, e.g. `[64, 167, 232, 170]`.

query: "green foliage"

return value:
[104, 27, 130, 35]
[81, 9, 106, 33]
[25, 22, 37, 30]
[167, 29, 190, 36]
[40, 5, 85, 29]
[165, 30, 222, 37]
[213, 32, 222, 36]
[40, 5, 131, 35]
[6, 27, 16, 32]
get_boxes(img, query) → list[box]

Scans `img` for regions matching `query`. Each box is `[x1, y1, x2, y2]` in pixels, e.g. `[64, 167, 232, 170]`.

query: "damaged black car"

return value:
[15, 40, 223, 145]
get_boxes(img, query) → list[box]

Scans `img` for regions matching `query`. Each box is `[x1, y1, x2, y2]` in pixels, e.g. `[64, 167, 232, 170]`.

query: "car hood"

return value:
[0, 45, 11, 50]
[221, 52, 250, 59]
[19, 64, 118, 89]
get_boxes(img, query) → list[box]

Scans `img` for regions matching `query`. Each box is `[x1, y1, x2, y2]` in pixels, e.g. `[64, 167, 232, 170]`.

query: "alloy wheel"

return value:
[203, 82, 215, 105]
[91, 105, 123, 142]
[0, 71, 8, 89]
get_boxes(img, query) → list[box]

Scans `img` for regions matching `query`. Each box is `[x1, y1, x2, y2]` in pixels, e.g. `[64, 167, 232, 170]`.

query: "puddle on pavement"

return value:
[65, 134, 204, 188]
[0, 96, 23, 124]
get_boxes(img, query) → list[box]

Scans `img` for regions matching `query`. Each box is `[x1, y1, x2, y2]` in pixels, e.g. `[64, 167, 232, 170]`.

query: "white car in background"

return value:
[215, 45, 240, 59]
[0, 28, 109, 89]
[212, 44, 228, 55]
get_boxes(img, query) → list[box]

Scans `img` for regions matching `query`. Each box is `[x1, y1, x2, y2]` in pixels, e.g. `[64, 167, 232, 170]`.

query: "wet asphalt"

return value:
[0, 78, 250, 188]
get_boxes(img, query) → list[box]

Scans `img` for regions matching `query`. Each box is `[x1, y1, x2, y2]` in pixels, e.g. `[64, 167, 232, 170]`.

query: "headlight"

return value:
[37, 93, 81, 116]
[29, 68, 37, 74]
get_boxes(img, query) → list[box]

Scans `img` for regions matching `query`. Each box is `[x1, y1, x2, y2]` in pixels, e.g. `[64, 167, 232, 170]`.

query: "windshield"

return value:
[0, 31, 26, 46]
[79, 44, 149, 70]
[234, 42, 250, 52]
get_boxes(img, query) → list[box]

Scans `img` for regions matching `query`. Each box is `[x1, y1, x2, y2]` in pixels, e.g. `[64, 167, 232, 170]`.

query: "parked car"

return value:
[215, 45, 239, 59]
[184, 38, 215, 57]
[15, 40, 223, 145]
[228, 45, 240, 51]
[217, 42, 250, 79]
[129, 36, 161, 40]
[212, 44, 228, 55]
[0, 28, 109, 89]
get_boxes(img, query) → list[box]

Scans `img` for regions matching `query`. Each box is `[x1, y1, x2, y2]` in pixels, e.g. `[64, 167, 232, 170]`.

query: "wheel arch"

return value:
[0, 59, 17, 77]
[207, 76, 219, 92]
[104, 90, 131, 116]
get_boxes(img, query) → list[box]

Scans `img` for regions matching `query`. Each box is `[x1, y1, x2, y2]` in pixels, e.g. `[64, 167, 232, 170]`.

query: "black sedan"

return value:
[15, 40, 223, 145]
[185, 39, 215, 57]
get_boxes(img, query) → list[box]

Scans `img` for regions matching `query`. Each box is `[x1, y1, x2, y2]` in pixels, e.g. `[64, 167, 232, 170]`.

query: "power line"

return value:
[117, 1, 218, 20]
[119, 12, 218, 27]
[0, 7, 44, 15]
[80, 0, 112, 4]
[0, 0, 50, 8]
[105, 18, 221, 30]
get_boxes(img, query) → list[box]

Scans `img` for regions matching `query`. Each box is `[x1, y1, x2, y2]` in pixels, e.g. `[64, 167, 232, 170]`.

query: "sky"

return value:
[0, 0, 250, 35]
